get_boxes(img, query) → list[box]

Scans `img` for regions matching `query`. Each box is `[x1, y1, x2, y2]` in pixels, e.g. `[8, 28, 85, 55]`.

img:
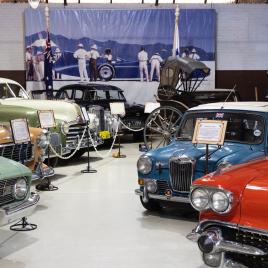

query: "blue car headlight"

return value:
[137, 155, 152, 175]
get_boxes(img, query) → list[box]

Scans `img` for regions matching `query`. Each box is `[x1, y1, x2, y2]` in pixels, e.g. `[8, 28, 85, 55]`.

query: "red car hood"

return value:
[196, 157, 268, 225]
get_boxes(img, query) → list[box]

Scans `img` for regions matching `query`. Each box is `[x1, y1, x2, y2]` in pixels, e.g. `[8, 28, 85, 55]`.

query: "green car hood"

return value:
[0, 105, 39, 127]
[0, 156, 31, 181]
[0, 98, 82, 122]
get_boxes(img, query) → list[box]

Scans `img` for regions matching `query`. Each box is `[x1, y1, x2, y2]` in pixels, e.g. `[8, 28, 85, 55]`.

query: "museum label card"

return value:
[192, 119, 227, 145]
[38, 110, 56, 128]
[110, 102, 125, 115]
[144, 102, 160, 114]
[10, 119, 31, 144]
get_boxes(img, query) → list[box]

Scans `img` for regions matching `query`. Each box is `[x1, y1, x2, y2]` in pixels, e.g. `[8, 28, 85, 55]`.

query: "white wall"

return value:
[0, 3, 268, 71]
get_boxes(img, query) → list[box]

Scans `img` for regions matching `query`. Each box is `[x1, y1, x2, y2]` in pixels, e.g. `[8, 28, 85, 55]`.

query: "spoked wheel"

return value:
[144, 106, 183, 150]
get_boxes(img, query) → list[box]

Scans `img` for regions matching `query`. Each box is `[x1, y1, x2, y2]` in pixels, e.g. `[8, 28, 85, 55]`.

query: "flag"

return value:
[44, 31, 54, 95]
[172, 6, 180, 57]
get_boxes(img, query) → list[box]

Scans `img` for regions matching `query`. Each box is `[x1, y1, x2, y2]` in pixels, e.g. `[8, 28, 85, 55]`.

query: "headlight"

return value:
[145, 179, 157, 193]
[13, 178, 28, 200]
[37, 133, 49, 149]
[190, 188, 209, 211]
[137, 155, 152, 174]
[93, 117, 100, 127]
[211, 191, 230, 213]
[61, 122, 70, 135]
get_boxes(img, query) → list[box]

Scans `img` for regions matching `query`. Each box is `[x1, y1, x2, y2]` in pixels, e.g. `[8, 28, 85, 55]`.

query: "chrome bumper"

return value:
[32, 164, 55, 181]
[0, 192, 40, 226]
[135, 189, 189, 203]
[187, 223, 265, 268]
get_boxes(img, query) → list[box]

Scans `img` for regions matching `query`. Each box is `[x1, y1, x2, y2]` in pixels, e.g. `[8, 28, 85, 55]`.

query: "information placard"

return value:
[38, 110, 56, 128]
[81, 107, 89, 122]
[10, 119, 31, 144]
[144, 102, 160, 114]
[192, 119, 227, 145]
[110, 102, 125, 116]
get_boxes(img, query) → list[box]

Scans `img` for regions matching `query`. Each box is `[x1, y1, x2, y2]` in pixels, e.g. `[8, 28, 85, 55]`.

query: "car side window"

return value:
[61, 89, 72, 99]
[84, 90, 95, 101]
[74, 89, 83, 100]
[0, 84, 13, 98]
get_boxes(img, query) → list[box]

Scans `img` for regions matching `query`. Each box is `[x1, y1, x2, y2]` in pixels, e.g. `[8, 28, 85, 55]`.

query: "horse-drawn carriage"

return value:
[143, 56, 240, 150]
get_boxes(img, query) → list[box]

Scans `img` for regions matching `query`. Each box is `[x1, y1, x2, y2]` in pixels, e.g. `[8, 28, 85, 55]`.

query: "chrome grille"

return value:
[156, 180, 169, 194]
[0, 178, 17, 205]
[169, 157, 194, 192]
[66, 122, 88, 149]
[0, 143, 33, 163]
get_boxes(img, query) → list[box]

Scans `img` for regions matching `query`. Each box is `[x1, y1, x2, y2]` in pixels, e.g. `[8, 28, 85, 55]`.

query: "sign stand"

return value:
[110, 103, 126, 158]
[36, 110, 58, 191]
[192, 119, 227, 175]
[81, 107, 97, 174]
[9, 119, 37, 231]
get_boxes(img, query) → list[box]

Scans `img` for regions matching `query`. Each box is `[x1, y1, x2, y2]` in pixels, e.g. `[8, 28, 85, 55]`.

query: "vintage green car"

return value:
[0, 78, 102, 157]
[0, 156, 39, 226]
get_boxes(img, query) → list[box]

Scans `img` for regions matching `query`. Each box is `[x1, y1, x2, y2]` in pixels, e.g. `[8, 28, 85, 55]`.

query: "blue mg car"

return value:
[135, 102, 268, 210]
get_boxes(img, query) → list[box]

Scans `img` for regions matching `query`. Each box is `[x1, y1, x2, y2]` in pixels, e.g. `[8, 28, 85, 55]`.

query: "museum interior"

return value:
[0, 0, 268, 267]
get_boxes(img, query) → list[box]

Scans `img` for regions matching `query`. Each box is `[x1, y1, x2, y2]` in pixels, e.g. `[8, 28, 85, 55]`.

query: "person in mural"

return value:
[26, 46, 34, 81]
[189, 48, 200, 60]
[34, 51, 44, 81]
[89, 44, 100, 81]
[73, 43, 89, 82]
[150, 52, 163, 82]
[53, 47, 62, 79]
[181, 48, 190, 58]
[138, 47, 149, 82]
[104, 48, 112, 64]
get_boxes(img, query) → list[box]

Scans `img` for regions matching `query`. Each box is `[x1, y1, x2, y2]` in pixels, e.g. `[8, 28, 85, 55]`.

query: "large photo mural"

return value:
[25, 8, 216, 103]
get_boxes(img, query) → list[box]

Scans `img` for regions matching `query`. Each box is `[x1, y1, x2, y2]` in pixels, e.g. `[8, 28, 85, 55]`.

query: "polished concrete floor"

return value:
[0, 141, 206, 268]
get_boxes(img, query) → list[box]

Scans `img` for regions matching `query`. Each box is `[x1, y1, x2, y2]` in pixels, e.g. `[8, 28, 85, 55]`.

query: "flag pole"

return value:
[45, 5, 50, 32]
[172, 5, 180, 57]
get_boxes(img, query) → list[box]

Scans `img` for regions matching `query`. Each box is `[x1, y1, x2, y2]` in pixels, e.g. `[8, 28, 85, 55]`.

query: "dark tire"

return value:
[98, 64, 115, 81]
[72, 148, 87, 159]
[133, 131, 144, 141]
[140, 197, 161, 211]
[44, 157, 58, 168]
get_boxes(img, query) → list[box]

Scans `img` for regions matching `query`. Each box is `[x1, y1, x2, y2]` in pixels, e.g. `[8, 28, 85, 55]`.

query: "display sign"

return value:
[110, 102, 125, 116]
[81, 107, 89, 122]
[144, 102, 160, 114]
[192, 119, 227, 145]
[38, 110, 56, 128]
[10, 119, 31, 144]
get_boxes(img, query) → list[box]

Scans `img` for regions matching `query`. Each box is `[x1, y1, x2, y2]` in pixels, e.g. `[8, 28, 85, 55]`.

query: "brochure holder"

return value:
[110, 102, 126, 158]
[36, 110, 58, 191]
[81, 107, 97, 173]
[9, 119, 37, 231]
[192, 119, 227, 174]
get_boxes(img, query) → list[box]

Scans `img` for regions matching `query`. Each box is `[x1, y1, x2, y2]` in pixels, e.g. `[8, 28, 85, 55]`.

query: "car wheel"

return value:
[98, 64, 115, 81]
[140, 197, 161, 211]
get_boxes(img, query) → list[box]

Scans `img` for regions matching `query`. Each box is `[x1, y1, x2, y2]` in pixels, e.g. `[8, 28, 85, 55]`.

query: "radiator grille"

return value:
[0, 143, 32, 163]
[122, 118, 143, 130]
[66, 122, 88, 149]
[0, 178, 17, 205]
[169, 157, 194, 192]
[156, 180, 170, 194]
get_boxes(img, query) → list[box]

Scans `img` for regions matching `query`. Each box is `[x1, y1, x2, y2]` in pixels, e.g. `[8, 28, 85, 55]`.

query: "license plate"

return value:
[99, 131, 111, 140]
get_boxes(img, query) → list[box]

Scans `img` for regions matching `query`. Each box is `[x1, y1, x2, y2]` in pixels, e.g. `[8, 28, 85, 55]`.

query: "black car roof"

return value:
[59, 83, 124, 92]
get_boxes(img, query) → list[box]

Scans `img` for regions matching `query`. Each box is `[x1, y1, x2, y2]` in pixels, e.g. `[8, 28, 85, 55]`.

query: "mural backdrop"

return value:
[25, 8, 216, 103]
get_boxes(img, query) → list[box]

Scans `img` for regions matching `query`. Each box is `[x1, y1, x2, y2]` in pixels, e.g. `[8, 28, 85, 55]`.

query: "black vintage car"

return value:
[32, 84, 147, 140]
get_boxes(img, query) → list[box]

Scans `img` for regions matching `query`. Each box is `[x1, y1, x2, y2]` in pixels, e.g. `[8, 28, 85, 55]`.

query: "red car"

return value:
[187, 158, 268, 268]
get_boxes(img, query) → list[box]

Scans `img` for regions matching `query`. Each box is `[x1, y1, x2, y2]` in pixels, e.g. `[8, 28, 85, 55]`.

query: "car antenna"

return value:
[221, 84, 237, 109]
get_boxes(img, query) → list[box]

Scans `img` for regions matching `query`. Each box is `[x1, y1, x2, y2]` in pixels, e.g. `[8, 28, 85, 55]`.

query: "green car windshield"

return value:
[177, 111, 265, 145]
[0, 83, 29, 99]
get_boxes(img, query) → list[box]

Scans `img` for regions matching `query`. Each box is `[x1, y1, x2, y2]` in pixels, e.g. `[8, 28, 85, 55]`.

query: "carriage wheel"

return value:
[144, 106, 183, 151]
